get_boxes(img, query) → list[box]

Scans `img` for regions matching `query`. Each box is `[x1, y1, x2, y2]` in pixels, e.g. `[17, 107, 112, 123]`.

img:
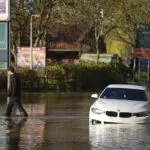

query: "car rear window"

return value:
[100, 88, 147, 101]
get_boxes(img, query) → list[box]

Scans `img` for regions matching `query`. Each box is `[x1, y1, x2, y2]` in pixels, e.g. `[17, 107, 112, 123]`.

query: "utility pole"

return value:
[30, 15, 40, 69]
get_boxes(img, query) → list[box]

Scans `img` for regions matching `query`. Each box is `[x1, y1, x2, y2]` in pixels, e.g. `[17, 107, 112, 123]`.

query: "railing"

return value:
[0, 76, 82, 92]
[0, 78, 7, 92]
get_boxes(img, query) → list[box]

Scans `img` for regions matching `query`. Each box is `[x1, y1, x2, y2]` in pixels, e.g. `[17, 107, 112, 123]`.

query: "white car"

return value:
[89, 84, 150, 124]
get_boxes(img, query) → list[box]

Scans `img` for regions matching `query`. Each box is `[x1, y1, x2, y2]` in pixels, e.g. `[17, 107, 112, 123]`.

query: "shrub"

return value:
[45, 62, 131, 91]
[0, 62, 131, 91]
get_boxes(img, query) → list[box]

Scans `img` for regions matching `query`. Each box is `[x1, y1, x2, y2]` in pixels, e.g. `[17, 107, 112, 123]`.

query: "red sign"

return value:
[135, 48, 150, 57]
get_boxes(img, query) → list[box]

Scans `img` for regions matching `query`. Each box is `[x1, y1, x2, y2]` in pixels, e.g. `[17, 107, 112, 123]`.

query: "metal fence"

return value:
[0, 76, 82, 92]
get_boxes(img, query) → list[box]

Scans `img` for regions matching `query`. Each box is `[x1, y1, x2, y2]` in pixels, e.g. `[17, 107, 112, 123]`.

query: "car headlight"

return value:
[91, 108, 105, 114]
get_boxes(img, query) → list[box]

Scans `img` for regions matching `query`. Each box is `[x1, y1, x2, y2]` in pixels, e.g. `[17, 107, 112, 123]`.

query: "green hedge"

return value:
[45, 62, 131, 91]
[0, 63, 131, 91]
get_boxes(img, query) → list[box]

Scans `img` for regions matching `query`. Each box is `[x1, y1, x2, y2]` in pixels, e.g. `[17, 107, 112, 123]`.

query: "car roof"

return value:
[107, 84, 146, 90]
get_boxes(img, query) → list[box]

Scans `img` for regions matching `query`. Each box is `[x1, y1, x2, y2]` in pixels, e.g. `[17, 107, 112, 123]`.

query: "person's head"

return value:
[7, 66, 15, 75]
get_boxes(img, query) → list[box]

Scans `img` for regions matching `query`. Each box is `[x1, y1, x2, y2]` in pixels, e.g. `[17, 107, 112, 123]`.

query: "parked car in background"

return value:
[89, 84, 150, 124]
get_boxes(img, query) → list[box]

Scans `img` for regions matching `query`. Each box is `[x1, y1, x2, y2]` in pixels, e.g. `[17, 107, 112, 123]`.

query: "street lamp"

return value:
[100, 9, 104, 35]
[30, 14, 40, 69]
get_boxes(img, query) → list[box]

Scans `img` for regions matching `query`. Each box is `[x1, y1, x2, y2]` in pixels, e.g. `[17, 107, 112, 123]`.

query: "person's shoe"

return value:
[24, 113, 28, 117]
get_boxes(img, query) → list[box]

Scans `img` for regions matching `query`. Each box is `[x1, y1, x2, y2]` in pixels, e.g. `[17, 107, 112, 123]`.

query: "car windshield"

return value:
[100, 88, 147, 101]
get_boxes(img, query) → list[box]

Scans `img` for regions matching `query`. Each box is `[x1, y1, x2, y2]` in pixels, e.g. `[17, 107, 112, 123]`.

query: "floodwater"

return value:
[0, 92, 150, 150]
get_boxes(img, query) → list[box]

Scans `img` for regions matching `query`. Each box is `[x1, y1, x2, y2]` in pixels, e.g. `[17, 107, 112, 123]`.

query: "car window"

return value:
[100, 88, 147, 101]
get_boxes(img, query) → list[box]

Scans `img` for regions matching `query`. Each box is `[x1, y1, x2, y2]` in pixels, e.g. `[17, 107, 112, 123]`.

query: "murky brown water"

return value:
[0, 92, 150, 150]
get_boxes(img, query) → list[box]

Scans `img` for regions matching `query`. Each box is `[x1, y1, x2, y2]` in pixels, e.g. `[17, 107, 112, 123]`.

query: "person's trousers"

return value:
[5, 96, 28, 116]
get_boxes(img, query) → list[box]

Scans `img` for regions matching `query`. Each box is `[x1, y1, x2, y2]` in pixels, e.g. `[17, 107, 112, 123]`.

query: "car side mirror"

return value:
[91, 93, 98, 99]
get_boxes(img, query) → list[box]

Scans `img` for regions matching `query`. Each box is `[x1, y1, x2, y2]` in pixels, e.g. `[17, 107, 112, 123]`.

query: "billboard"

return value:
[0, 0, 10, 21]
[17, 47, 46, 68]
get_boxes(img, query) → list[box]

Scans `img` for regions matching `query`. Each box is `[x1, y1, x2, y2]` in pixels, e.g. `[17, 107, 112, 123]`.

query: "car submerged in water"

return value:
[89, 84, 150, 124]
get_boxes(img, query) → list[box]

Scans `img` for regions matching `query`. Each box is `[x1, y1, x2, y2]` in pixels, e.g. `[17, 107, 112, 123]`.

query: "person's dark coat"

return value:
[7, 73, 21, 97]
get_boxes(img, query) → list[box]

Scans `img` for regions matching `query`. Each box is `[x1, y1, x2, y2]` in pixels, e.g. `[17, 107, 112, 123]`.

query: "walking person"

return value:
[4, 66, 28, 117]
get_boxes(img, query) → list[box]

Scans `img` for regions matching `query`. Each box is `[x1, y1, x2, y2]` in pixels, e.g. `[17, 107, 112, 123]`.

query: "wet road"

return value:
[0, 92, 150, 150]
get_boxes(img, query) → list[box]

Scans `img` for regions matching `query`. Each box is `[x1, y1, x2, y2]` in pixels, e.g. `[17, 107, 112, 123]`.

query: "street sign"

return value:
[135, 49, 150, 57]
[0, 23, 7, 50]
[0, 22, 8, 70]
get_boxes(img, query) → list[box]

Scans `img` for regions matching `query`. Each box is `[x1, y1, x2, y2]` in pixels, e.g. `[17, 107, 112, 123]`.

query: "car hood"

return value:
[92, 98, 150, 112]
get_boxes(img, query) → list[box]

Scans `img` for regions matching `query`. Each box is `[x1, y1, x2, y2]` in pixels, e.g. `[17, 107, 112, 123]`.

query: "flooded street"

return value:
[0, 92, 150, 150]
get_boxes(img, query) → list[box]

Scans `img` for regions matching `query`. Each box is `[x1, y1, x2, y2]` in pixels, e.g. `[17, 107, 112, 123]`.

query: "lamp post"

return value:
[100, 9, 104, 35]
[30, 14, 40, 69]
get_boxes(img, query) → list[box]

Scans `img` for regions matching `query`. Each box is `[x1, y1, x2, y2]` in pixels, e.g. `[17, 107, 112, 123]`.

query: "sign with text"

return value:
[0, 22, 7, 50]
[17, 47, 46, 68]
[0, 0, 10, 21]
[135, 48, 150, 57]
[0, 22, 8, 70]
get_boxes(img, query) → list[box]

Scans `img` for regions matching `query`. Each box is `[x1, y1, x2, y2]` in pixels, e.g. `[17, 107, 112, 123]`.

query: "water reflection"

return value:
[2, 93, 150, 150]
[0, 93, 91, 150]
[89, 124, 150, 150]
[5, 117, 27, 150]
